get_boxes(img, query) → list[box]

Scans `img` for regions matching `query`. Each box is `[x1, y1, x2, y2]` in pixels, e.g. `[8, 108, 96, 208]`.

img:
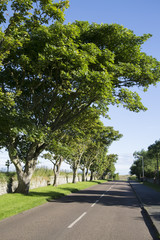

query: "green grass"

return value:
[0, 172, 16, 183]
[32, 167, 53, 178]
[0, 172, 8, 183]
[0, 180, 106, 221]
[143, 181, 160, 192]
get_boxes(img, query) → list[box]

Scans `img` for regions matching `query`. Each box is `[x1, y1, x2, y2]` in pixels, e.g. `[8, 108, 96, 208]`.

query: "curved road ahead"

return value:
[0, 181, 157, 240]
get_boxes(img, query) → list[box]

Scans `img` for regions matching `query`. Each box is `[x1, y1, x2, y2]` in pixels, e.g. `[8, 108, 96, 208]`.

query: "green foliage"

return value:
[130, 140, 160, 180]
[113, 173, 119, 180]
[148, 140, 160, 156]
[128, 176, 138, 181]
[0, 172, 8, 183]
[0, 1, 160, 193]
[0, 172, 16, 183]
[59, 171, 72, 176]
[32, 167, 53, 178]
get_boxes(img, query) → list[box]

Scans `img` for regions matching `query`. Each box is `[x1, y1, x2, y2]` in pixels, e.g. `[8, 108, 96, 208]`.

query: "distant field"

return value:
[119, 175, 130, 181]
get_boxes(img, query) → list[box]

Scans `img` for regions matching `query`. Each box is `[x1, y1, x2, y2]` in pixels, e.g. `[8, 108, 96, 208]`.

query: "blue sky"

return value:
[0, 0, 160, 174]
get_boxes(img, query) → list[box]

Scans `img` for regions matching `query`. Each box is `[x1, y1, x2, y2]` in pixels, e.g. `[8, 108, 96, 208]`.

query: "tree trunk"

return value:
[14, 163, 35, 194]
[14, 160, 36, 194]
[72, 167, 78, 183]
[90, 170, 94, 181]
[53, 172, 58, 186]
[82, 168, 85, 182]
[8, 141, 45, 194]
[85, 168, 89, 181]
[53, 156, 63, 186]
[72, 150, 85, 183]
[14, 174, 31, 194]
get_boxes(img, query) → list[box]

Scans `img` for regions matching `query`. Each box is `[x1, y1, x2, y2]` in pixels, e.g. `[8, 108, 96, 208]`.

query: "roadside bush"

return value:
[0, 172, 16, 183]
[128, 175, 137, 181]
[0, 172, 7, 183]
[32, 167, 53, 179]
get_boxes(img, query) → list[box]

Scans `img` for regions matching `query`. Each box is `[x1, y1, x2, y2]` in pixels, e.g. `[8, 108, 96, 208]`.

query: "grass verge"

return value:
[143, 181, 160, 193]
[0, 180, 106, 221]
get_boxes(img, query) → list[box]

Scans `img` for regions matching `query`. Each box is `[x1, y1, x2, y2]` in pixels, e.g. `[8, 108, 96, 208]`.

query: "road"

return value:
[0, 181, 158, 240]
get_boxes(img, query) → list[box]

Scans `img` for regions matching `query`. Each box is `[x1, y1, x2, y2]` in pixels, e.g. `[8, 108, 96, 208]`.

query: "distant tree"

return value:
[113, 173, 119, 180]
[5, 160, 11, 173]
[148, 140, 160, 182]
[103, 154, 118, 179]
[42, 142, 70, 186]
[130, 150, 157, 179]
[130, 159, 142, 179]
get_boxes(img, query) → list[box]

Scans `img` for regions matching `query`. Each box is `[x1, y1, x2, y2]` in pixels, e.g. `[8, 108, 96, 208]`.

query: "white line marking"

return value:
[108, 186, 112, 191]
[67, 212, 87, 229]
[91, 184, 115, 208]
[68, 183, 117, 228]
[91, 199, 99, 207]
[100, 193, 105, 198]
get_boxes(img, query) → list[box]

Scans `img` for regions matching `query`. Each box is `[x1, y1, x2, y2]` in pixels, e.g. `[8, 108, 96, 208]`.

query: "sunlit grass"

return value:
[0, 180, 106, 221]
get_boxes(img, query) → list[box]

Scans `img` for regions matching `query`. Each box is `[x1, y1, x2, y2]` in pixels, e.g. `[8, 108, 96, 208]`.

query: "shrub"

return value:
[32, 167, 53, 178]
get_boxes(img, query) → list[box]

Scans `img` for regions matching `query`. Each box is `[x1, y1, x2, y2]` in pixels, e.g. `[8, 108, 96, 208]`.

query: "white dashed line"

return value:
[67, 212, 87, 229]
[91, 199, 99, 207]
[91, 183, 115, 208]
[100, 193, 105, 198]
[67, 183, 116, 229]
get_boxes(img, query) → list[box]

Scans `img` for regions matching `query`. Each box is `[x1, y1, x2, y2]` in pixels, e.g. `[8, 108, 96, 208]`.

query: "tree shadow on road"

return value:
[29, 190, 66, 200]
[29, 182, 159, 239]
[141, 209, 160, 240]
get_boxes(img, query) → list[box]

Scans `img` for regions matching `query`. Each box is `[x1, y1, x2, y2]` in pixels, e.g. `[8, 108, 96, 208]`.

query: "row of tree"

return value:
[42, 110, 122, 186]
[0, 0, 160, 194]
[130, 140, 160, 182]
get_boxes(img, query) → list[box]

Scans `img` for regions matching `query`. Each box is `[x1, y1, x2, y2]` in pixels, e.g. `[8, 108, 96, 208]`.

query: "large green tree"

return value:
[0, 0, 160, 193]
[130, 149, 157, 180]
[148, 140, 160, 182]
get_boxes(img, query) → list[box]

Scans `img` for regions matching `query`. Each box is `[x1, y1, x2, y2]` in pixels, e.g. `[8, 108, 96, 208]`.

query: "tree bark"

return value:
[53, 156, 63, 186]
[72, 166, 78, 183]
[14, 173, 32, 194]
[82, 168, 85, 182]
[8, 142, 44, 194]
[14, 159, 37, 194]
[90, 170, 94, 181]
[85, 168, 89, 181]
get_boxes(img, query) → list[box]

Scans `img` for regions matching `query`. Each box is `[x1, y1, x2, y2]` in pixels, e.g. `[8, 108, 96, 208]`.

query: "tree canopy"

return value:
[130, 140, 160, 181]
[1, 0, 160, 193]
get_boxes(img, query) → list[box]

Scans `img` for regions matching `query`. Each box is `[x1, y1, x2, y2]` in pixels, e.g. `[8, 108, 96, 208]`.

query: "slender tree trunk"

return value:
[90, 170, 94, 181]
[72, 152, 84, 183]
[53, 156, 63, 186]
[85, 168, 89, 181]
[72, 166, 78, 183]
[53, 172, 58, 186]
[82, 168, 85, 182]
[72, 159, 80, 183]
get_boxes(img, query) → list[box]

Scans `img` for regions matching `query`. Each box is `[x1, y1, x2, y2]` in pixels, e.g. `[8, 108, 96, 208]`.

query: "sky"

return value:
[0, 0, 160, 175]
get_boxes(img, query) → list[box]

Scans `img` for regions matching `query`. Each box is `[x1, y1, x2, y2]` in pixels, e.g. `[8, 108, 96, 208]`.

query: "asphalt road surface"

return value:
[0, 181, 158, 240]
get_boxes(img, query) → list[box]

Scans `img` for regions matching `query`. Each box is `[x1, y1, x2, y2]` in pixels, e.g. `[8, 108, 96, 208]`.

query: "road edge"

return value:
[129, 181, 160, 239]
